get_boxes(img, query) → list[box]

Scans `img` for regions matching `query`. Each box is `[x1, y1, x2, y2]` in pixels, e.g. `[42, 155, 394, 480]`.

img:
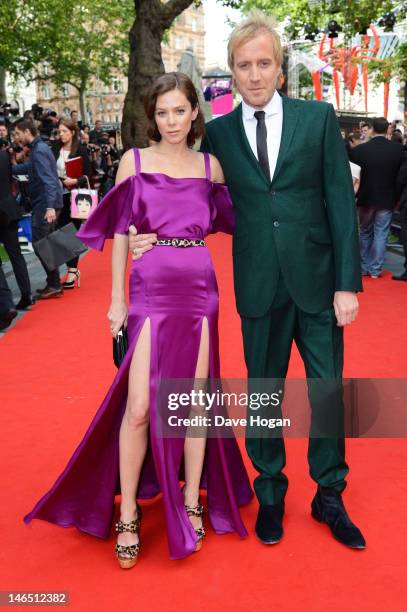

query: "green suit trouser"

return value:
[241, 272, 349, 506]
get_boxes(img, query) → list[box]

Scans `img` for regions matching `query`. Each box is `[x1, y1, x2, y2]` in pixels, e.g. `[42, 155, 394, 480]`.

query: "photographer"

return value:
[9, 128, 33, 213]
[99, 134, 121, 197]
[87, 142, 103, 191]
[0, 148, 32, 309]
[52, 118, 91, 289]
[40, 110, 59, 141]
[80, 130, 90, 146]
[0, 122, 9, 143]
[89, 120, 104, 144]
[11, 118, 63, 299]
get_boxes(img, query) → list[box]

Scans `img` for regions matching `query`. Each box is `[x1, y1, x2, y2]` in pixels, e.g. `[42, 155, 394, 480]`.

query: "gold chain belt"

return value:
[155, 238, 206, 247]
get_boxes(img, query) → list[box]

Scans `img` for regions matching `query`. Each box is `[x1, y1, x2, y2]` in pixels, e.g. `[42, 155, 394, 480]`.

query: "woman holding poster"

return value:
[52, 118, 91, 289]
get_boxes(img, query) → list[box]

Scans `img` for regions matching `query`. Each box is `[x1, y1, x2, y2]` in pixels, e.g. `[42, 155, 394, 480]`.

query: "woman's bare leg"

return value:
[183, 317, 209, 531]
[117, 318, 151, 551]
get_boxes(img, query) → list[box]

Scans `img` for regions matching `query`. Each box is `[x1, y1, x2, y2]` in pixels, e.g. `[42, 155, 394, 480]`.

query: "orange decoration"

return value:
[312, 25, 382, 111]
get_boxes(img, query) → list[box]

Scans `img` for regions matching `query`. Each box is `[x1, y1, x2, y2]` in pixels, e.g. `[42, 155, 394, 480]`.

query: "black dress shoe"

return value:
[311, 486, 366, 549]
[36, 285, 48, 295]
[255, 502, 284, 544]
[15, 295, 35, 310]
[37, 286, 63, 299]
[392, 272, 407, 281]
[0, 309, 18, 331]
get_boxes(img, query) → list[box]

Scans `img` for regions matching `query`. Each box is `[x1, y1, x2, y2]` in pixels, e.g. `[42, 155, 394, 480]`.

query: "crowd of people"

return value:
[344, 117, 407, 281]
[6, 9, 407, 570]
[1, 100, 407, 333]
[0, 105, 122, 329]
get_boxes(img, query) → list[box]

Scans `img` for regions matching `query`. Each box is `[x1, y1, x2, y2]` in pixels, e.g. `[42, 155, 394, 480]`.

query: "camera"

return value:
[0, 101, 19, 123]
[31, 103, 44, 120]
[8, 143, 23, 153]
[88, 144, 99, 155]
[0, 137, 10, 149]
[101, 144, 111, 157]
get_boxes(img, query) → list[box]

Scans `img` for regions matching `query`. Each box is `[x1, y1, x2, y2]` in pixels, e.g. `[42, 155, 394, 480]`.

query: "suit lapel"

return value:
[272, 96, 300, 184]
[234, 103, 270, 187]
[233, 96, 300, 187]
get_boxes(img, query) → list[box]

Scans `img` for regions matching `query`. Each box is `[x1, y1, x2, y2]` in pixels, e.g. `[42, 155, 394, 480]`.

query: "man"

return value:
[351, 117, 407, 278]
[129, 12, 365, 549]
[11, 119, 63, 298]
[0, 143, 19, 331]
[0, 148, 33, 309]
[359, 121, 372, 142]
[70, 110, 81, 129]
[393, 162, 407, 281]
[81, 131, 90, 146]
[0, 266, 17, 331]
[0, 122, 9, 141]
[89, 120, 104, 145]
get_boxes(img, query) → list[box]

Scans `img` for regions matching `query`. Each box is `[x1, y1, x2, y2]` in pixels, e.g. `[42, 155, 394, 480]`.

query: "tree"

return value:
[122, 0, 194, 148]
[368, 41, 407, 115]
[239, 0, 394, 41]
[35, 0, 133, 121]
[122, 0, 243, 148]
[0, 0, 47, 101]
[0, 0, 132, 118]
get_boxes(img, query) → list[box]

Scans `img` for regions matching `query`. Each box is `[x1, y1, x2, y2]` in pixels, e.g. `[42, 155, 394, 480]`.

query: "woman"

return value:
[53, 118, 91, 289]
[24, 73, 253, 567]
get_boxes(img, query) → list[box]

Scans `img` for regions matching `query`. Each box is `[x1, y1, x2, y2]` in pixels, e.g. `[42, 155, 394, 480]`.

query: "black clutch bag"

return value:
[113, 326, 128, 368]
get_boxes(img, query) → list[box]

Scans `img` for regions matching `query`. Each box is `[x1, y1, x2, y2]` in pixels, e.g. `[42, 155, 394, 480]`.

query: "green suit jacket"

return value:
[201, 95, 362, 318]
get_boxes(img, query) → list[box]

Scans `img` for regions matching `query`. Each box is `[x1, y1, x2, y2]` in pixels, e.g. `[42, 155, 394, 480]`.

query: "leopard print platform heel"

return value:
[114, 504, 142, 569]
[182, 485, 205, 552]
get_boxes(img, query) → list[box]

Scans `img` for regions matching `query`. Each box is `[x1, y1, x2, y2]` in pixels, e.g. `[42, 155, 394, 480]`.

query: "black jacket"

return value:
[52, 142, 91, 189]
[350, 136, 407, 210]
[0, 150, 21, 225]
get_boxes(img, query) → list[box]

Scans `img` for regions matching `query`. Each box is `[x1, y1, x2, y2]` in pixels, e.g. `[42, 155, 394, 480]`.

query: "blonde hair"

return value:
[227, 10, 283, 70]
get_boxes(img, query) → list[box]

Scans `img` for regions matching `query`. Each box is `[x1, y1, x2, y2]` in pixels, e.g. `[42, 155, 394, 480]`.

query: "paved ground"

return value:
[1, 246, 405, 337]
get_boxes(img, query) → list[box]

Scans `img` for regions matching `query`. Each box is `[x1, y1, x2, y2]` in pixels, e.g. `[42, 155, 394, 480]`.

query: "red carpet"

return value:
[1, 234, 407, 611]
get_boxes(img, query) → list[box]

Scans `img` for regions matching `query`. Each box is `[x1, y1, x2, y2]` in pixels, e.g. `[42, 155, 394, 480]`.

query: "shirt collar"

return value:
[29, 136, 41, 148]
[242, 90, 282, 120]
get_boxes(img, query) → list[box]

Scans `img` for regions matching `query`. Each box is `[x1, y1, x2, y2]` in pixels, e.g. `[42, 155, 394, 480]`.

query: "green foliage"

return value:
[237, 0, 395, 40]
[37, 0, 133, 92]
[368, 42, 407, 85]
[0, 0, 43, 74]
[0, 0, 133, 90]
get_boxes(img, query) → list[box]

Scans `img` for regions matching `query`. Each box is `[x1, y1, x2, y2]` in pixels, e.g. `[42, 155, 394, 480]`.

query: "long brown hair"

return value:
[144, 72, 205, 147]
[58, 117, 80, 155]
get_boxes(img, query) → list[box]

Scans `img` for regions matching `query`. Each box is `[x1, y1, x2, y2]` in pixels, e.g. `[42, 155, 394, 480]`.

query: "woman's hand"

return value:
[107, 300, 128, 338]
[63, 177, 78, 189]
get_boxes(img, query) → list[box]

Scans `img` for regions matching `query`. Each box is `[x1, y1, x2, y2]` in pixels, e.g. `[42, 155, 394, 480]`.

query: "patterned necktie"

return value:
[254, 110, 270, 182]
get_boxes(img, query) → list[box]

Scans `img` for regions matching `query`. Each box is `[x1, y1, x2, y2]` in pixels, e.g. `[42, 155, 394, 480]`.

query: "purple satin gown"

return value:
[23, 149, 253, 560]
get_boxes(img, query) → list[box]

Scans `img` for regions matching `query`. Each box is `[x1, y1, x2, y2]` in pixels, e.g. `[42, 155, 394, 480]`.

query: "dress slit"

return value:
[24, 163, 255, 560]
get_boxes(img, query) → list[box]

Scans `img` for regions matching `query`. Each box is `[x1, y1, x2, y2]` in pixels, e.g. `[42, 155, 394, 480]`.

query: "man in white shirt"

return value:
[129, 10, 365, 551]
[242, 90, 283, 182]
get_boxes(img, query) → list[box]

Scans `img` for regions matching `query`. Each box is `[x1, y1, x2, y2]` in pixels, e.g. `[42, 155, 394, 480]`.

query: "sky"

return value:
[203, 0, 242, 68]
